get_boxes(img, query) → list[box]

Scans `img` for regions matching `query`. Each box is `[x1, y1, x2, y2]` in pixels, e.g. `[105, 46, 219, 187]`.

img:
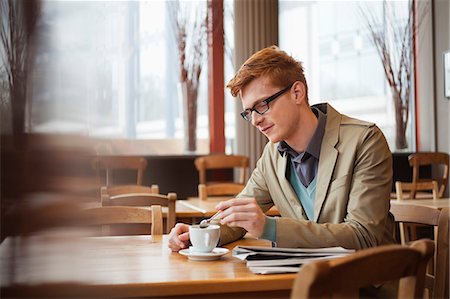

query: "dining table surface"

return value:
[389, 198, 450, 210]
[1, 233, 295, 298]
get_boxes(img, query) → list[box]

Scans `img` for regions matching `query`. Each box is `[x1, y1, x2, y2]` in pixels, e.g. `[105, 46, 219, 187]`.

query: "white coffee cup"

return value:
[189, 224, 220, 253]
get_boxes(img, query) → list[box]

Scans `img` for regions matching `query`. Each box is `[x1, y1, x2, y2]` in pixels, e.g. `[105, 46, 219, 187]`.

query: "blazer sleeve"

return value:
[218, 145, 275, 245]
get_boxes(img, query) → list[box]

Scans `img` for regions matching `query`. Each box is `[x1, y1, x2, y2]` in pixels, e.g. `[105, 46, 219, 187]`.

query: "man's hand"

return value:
[167, 223, 190, 252]
[216, 198, 266, 238]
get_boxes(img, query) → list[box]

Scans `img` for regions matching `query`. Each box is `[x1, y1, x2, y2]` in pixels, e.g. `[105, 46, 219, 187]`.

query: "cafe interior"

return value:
[0, 0, 449, 298]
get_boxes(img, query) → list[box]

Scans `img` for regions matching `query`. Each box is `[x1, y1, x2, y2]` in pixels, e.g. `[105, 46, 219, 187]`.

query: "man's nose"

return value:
[251, 111, 263, 126]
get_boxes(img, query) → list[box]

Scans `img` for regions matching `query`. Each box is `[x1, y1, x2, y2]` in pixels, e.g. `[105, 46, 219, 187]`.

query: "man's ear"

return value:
[293, 82, 305, 104]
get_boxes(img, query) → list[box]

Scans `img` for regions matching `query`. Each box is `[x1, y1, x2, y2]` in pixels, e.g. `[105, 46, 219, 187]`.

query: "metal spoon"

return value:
[199, 211, 221, 228]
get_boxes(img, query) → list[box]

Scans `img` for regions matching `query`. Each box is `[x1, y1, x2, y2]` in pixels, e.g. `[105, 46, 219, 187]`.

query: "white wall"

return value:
[433, 0, 450, 196]
[417, 0, 436, 151]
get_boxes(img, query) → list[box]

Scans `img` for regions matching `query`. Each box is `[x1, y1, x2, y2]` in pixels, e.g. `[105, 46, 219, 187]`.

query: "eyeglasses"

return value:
[240, 83, 293, 122]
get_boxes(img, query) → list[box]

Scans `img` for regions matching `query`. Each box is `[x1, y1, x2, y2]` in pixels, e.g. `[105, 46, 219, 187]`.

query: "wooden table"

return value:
[390, 198, 449, 210]
[1, 234, 295, 298]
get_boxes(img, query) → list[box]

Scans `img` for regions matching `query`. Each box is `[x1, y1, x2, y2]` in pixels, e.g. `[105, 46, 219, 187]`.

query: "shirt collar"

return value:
[277, 107, 327, 161]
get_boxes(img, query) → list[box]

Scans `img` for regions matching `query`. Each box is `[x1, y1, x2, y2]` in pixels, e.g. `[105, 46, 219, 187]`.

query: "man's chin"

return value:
[266, 135, 281, 143]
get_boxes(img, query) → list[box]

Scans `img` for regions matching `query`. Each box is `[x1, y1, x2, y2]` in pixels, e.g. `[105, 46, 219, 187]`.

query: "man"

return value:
[168, 45, 394, 251]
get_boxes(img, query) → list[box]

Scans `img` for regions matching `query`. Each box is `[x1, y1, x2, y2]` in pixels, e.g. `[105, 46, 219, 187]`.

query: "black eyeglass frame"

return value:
[240, 83, 294, 122]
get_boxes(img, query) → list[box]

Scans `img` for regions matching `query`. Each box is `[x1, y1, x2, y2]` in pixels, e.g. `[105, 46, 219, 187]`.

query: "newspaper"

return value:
[232, 245, 355, 274]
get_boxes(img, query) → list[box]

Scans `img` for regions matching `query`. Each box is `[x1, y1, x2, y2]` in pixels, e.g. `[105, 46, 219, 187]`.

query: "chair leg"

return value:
[198, 184, 207, 200]
[399, 222, 407, 244]
[409, 224, 418, 242]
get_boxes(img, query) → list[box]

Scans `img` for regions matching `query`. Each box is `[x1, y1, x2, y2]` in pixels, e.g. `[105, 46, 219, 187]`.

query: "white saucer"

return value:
[179, 247, 230, 261]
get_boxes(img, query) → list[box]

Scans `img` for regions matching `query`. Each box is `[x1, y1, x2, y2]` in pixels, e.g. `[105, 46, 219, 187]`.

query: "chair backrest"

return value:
[291, 240, 435, 299]
[408, 152, 449, 198]
[198, 183, 245, 200]
[194, 155, 249, 200]
[101, 184, 160, 197]
[92, 156, 148, 186]
[80, 206, 163, 236]
[395, 181, 439, 200]
[194, 155, 249, 185]
[390, 204, 449, 299]
[101, 189, 176, 234]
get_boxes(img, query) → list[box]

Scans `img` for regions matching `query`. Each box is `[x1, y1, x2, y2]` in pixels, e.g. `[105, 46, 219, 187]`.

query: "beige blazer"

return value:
[220, 103, 395, 250]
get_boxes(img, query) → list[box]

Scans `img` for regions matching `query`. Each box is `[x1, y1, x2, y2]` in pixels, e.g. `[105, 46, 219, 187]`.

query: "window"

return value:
[279, 0, 414, 151]
[29, 1, 210, 154]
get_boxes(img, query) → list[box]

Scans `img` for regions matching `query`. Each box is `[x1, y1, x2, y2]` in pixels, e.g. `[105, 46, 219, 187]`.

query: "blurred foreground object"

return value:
[291, 240, 435, 298]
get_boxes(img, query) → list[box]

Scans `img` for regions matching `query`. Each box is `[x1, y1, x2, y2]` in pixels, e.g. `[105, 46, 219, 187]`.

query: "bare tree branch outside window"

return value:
[168, 0, 207, 152]
[360, 0, 426, 150]
[0, 0, 40, 147]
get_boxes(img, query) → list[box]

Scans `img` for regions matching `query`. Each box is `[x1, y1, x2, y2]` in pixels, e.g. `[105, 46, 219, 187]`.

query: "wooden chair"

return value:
[390, 204, 449, 298]
[101, 189, 176, 234]
[79, 206, 163, 236]
[194, 155, 249, 200]
[92, 156, 148, 186]
[291, 240, 435, 299]
[409, 152, 449, 198]
[395, 181, 439, 245]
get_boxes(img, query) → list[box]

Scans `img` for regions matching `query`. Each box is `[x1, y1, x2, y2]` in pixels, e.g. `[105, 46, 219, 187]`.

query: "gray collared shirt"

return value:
[277, 107, 327, 187]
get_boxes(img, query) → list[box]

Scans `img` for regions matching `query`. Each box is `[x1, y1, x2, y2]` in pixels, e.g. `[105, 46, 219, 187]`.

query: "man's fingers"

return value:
[168, 233, 184, 246]
[168, 236, 189, 251]
[167, 223, 190, 252]
[223, 220, 245, 227]
[168, 239, 183, 251]
[220, 211, 257, 225]
[178, 232, 190, 242]
[216, 197, 255, 210]
[174, 223, 189, 233]
[218, 203, 261, 220]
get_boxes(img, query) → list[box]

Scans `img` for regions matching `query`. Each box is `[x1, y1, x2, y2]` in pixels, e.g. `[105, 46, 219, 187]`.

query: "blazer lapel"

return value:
[277, 152, 296, 197]
[314, 104, 340, 222]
